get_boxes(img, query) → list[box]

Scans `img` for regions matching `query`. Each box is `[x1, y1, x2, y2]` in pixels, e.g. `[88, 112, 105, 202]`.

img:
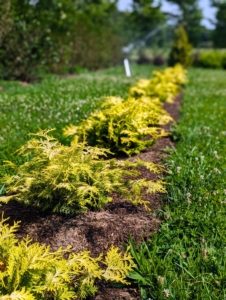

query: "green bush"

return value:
[64, 96, 172, 156]
[50, 3, 123, 74]
[130, 65, 187, 103]
[0, 215, 134, 299]
[168, 25, 193, 67]
[0, 1, 122, 80]
[0, 130, 166, 215]
[196, 51, 223, 69]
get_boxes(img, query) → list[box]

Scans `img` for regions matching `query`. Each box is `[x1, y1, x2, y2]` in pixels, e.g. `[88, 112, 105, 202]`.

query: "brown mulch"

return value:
[0, 95, 181, 300]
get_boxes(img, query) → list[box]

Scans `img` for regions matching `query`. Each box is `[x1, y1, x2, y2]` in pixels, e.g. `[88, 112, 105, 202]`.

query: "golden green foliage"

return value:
[168, 25, 193, 68]
[0, 130, 166, 214]
[0, 216, 134, 299]
[64, 65, 187, 155]
[64, 96, 172, 155]
[130, 64, 187, 103]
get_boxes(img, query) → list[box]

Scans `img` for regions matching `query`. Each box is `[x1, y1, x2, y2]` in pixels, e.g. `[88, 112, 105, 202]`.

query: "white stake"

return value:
[123, 58, 131, 77]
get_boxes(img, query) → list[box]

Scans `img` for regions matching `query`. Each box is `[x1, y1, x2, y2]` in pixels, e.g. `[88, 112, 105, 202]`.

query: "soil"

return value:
[0, 94, 181, 300]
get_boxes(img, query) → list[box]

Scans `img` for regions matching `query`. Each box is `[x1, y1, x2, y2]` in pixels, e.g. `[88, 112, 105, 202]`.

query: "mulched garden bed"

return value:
[0, 94, 181, 300]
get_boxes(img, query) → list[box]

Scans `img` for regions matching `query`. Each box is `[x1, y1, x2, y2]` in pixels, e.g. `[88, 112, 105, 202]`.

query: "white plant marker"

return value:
[123, 58, 131, 77]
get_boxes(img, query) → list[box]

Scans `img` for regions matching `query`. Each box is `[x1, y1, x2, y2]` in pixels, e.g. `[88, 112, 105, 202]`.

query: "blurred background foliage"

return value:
[0, 0, 226, 81]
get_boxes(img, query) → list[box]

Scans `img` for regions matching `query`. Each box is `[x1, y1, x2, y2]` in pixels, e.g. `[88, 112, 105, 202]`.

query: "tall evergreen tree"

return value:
[168, 24, 193, 67]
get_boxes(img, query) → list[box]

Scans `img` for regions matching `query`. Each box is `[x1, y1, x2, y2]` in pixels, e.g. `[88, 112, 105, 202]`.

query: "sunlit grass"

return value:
[129, 67, 226, 299]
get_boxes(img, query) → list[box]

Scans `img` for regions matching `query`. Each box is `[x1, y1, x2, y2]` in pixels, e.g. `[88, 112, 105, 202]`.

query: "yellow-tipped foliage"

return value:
[130, 64, 187, 103]
[0, 130, 166, 214]
[64, 96, 172, 156]
[102, 246, 135, 284]
[0, 216, 134, 299]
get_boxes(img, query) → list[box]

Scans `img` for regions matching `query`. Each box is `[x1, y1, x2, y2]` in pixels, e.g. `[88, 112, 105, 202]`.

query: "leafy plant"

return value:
[0, 215, 134, 299]
[130, 64, 187, 103]
[64, 96, 172, 156]
[187, 50, 226, 69]
[168, 25, 193, 68]
[0, 130, 166, 214]
[0, 0, 58, 81]
[196, 51, 223, 69]
[0, 0, 123, 80]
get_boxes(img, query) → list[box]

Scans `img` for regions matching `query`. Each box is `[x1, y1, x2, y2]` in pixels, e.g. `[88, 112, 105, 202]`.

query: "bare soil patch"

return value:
[0, 95, 181, 300]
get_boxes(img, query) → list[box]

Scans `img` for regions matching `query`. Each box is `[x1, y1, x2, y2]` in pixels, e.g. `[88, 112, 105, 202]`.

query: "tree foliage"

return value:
[166, 0, 203, 46]
[0, 0, 122, 80]
[212, 2, 226, 48]
[125, 0, 165, 39]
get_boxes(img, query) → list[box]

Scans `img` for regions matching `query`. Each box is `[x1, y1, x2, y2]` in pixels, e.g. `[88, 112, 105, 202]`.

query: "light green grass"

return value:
[129, 67, 226, 299]
[0, 64, 158, 171]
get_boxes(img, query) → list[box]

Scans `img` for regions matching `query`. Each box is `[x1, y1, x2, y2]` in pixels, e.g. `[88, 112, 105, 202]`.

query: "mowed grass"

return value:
[129, 68, 226, 299]
[0, 64, 159, 172]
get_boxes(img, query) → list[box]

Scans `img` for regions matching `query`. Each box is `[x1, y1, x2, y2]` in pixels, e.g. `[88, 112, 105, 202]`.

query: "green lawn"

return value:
[129, 67, 226, 299]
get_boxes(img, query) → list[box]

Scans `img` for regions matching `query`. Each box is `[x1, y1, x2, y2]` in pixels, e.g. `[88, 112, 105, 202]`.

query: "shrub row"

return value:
[64, 65, 187, 155]
[0, 65, 187, 215]
[64, 96, 171, 156]
[130, 64, 187, 103]
[193, 51, 226, 69]
[0, 65, 187, 299]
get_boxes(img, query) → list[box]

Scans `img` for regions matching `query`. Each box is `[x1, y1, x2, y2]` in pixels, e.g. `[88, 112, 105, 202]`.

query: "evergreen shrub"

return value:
[168, 25, 193, 67]
[0, 130, 166, 214]
[64, 96, 172, 156]
[0, 216, 134, 299]
[130, 65, 187, 103]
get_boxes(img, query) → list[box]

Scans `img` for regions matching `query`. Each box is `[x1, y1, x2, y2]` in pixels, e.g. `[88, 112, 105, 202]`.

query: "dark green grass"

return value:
[0, 64, 158, 172]
[128, 68, 226, 299]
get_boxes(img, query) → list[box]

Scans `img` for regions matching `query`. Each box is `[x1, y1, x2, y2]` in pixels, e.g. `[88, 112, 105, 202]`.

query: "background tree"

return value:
[166, 0, 203, 46]
[212, 0, 226, 47]
[0, 0, 122, 80]
[123, 0, 165, 42]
